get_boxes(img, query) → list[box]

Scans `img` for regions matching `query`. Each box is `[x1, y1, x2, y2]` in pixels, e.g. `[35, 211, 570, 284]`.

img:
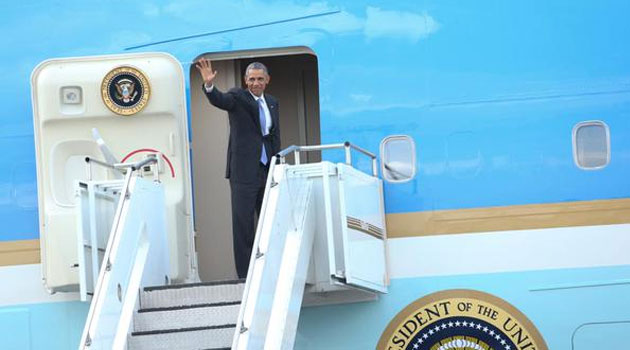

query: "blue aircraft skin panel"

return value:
[1, 266, 628, 349]
[1, 1, 630, 242]
[0, 2, 629, 348]
[0, 301, 88, 350]
[296, 265, 630, 349]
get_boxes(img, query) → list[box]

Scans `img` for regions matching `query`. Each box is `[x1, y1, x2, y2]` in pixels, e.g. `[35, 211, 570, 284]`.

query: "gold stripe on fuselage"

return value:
[0, 239, 40, 266]
[1, 199, 629, 266]
[386, 198, 630, 238]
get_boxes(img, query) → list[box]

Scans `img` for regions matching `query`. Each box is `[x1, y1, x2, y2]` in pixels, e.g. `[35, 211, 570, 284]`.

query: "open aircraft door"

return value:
[31, 53, 196, 292]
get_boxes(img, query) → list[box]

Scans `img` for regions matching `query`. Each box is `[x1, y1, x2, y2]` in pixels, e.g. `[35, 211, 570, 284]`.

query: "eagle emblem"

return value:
[114, 78, 138, 103]
[101, 66, 150, 116]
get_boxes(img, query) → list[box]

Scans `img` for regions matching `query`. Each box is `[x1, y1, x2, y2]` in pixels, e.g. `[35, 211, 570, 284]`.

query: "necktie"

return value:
[258, 98, 268, 165]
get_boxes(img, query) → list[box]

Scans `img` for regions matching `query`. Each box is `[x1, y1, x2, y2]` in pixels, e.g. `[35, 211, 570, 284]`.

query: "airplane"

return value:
[1, 0, 629, 349]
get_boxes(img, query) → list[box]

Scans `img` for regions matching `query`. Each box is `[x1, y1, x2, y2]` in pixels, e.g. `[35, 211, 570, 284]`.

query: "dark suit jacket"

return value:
[203, 86, 281, 184]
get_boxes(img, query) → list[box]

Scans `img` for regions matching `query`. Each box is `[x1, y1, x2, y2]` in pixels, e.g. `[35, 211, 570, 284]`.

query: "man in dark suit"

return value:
[196, 58, 280, 279]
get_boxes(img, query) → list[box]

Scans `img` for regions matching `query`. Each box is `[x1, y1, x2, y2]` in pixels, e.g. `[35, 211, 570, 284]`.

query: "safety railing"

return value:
[79, 155, 168, 349]
[232, 142, 379, 349]
[85, 153, 161, 181]
[232, 152, 280, 349]
[277, 141, 378, 177]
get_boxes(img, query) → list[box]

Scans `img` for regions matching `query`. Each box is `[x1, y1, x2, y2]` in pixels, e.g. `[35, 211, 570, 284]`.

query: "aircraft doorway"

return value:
[189, 48, 321, 281]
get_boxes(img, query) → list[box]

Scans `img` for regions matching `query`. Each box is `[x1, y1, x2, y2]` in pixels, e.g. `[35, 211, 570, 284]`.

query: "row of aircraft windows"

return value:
[381, 120, 610, 183]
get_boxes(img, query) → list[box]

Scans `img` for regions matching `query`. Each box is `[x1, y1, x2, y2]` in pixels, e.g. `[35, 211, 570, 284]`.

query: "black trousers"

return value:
[229, 163, 269, 279]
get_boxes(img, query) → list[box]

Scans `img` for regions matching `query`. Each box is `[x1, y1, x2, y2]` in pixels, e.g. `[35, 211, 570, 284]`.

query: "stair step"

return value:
[140, 279, 245, 309]
[128, 325, 236, 350]
[134, 301, 241, 332]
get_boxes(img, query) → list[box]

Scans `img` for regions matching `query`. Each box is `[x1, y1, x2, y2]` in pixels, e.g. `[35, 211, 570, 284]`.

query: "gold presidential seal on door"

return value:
[377, 290, 548, 350]
[101, 66, 150, 116]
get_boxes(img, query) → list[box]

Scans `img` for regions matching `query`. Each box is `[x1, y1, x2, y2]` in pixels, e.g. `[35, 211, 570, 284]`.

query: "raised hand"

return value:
[195, 58, 217, 85]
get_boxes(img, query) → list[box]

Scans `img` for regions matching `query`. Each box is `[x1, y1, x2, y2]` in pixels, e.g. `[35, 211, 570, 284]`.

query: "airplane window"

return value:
[572, 120, 610, 170]
[380, 135, 416, 183]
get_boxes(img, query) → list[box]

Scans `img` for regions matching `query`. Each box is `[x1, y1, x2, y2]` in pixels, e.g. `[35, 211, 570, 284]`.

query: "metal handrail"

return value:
[85, 154, 160, 181]
[276, 141, 378, 177]
[233, 154, 280, 348]
[85, 157, 117, 170]
[233, 142, 377, 348]
[114, 155, 158, 171]
[80, 156, 159, 348]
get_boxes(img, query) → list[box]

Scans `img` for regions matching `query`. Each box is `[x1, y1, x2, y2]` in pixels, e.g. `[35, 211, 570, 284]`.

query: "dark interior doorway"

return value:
[189, 48, 321, 281]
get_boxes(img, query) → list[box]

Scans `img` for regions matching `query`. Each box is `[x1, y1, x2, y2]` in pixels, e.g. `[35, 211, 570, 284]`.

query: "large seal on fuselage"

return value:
[377, 290, 548, 350]
[101, 66, 150, 116]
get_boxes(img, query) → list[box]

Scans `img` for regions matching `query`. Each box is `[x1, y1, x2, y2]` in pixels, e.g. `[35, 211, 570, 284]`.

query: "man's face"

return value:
[244, 69, 269, 97]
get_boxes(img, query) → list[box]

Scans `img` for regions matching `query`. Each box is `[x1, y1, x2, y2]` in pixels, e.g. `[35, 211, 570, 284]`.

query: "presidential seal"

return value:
[377, 290, 547, 350]
[101, 66, 150, 116]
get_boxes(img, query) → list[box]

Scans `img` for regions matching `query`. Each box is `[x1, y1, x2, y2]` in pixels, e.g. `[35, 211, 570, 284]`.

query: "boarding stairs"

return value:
[128, 280, 245, 349]
[77, 143, 388, 350]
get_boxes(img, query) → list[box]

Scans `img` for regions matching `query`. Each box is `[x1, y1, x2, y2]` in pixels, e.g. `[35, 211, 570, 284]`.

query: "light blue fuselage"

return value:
[1, 1, 629, 349]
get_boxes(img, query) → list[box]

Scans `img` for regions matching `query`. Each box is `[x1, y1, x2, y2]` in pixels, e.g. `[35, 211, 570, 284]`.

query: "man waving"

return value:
[196, 58, 281, 279]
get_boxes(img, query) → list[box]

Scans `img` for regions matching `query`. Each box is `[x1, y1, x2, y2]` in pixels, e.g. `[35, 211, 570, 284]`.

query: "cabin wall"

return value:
[190, 60, 237, 281]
